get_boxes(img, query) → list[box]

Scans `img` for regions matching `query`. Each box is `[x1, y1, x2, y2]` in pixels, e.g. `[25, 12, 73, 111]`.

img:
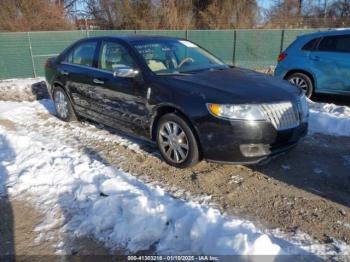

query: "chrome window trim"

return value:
[60, 61, 114, 76]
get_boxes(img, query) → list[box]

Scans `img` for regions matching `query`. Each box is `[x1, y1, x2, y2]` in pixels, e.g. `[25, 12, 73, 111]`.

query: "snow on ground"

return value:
[0, 78, 349, 256]
[0, 77, 45, 88]
[0, 77, 48, 102]
[309, 100, 350, 137]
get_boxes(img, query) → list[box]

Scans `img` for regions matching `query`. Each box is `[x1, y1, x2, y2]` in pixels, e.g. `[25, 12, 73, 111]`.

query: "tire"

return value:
[52, 87, 77, 122]
[156, 113, 200, 168]
[286, 72, 314, 98]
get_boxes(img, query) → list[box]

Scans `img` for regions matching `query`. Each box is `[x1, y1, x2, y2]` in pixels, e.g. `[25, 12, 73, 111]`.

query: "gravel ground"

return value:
[0, 79, 349, 254]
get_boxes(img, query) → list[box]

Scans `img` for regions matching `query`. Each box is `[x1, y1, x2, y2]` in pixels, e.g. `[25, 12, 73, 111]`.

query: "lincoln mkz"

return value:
[45, 36, 309, 168]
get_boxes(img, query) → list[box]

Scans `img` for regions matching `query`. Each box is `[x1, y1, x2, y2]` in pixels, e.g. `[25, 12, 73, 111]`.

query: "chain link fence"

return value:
[0, 29, 324, 79]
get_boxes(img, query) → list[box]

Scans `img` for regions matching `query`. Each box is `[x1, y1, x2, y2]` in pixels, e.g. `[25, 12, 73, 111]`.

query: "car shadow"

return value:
[0, 135, 16, 260]
[246, 100, 350, 208]
[248, 133, 350, 208]
[311, 93, 350, 107]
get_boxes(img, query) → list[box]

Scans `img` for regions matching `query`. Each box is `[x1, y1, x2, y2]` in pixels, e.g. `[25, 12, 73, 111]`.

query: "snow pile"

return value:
[308, 100, 350, 137]
[0, 77, 48, 102]
[0, 127, 289, 255]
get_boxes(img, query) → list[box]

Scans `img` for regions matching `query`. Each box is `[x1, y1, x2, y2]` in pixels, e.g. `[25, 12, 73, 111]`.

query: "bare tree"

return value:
[191, 0, 258, 29]
[265, 0, 350, 28]
[158, 0, 194, 29]
[85, 0, 156, 29]
[0, 0, 74, 31]
[84, 0, 259, 29]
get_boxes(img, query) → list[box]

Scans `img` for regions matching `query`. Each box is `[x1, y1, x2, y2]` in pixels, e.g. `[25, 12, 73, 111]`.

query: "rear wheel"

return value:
[287, 72, 314, 98]
[156, 113, 200, 168]
[53, 87, 77, 122]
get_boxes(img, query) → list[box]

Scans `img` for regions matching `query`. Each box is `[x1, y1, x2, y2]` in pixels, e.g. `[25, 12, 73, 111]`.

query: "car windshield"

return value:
[131, 39, 228, 75]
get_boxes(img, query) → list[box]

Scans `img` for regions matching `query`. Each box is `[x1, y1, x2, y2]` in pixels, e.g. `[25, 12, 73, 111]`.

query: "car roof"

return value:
[298, 28, 350, 39]
[85, 35, 183, 43]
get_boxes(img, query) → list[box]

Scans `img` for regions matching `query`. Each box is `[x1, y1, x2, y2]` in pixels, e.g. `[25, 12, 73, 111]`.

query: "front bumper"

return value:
[197, 117, 308, 164]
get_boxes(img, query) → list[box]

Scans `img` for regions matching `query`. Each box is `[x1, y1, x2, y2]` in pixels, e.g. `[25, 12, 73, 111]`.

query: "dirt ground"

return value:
[0, 198, 57, 256]
[0, 80, 350, 255]
[0, 197, 112, 256]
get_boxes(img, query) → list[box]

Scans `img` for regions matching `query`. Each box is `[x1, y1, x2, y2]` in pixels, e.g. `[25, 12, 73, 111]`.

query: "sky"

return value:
[257, 0, 274, 10]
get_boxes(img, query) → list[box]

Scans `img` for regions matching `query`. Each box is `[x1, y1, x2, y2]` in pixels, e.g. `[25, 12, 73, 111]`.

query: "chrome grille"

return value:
[259, 102, 300, 130]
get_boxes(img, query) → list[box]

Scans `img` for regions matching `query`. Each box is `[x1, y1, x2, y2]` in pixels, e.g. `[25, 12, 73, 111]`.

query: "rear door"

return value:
[58, 40, 100, 112]
[310, 34, 350, 94]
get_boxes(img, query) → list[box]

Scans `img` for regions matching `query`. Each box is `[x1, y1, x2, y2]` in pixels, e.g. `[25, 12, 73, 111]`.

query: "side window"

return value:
[65, 41, 97, 67]
[318, 36, 338, 52]
[301, 37, 320, 51]
[334, 35, 350, 53]
[318, 35, 350, 53]
[65, 51, 73, 63]
[99, 41, 136, 72]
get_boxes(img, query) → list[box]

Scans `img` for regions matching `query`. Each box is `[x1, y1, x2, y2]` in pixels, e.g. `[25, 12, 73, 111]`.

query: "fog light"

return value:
[240, 144, 270, 157]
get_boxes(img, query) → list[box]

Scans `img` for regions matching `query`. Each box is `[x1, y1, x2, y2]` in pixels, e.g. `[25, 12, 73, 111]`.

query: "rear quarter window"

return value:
[301, 37, 321, 51]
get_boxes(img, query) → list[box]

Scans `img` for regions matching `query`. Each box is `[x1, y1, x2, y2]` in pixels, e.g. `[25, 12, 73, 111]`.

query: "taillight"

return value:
[278, 52, 287, 62]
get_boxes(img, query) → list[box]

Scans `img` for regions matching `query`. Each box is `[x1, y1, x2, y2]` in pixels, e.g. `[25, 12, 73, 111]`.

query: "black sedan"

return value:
[45, 35, 309, 168]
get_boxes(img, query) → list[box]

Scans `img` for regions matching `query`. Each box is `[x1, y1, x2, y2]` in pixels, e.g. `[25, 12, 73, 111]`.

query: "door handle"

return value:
[60, 70, 69, 76]
[93, 78, 104, 84]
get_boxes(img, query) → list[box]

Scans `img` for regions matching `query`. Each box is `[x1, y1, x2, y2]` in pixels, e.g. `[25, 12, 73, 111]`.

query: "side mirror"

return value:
[113, 66, 139, 78]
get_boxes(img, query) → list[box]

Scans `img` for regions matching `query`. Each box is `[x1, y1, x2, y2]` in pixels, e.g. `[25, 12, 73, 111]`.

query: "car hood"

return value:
[169, 67, 302, 103]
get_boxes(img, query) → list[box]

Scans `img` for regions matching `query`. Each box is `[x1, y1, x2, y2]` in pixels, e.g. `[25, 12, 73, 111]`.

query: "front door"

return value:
[90, 40, 150, 135]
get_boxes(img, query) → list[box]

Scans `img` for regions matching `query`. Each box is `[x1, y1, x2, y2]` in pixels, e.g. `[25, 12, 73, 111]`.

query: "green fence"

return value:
[0, 29, 323, 79]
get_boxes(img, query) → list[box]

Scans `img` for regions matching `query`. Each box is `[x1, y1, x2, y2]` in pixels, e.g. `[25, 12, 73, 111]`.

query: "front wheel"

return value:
[156, 113, 200, 168]
[287, 72, 314, 98]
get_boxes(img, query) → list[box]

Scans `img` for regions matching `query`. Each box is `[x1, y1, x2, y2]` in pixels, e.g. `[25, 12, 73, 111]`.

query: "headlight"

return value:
[207, 103, 266, 121]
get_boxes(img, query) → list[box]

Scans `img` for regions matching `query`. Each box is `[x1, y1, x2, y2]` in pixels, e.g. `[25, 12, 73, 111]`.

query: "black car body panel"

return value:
[45, 35, 308, 164]
[169, 67, 302, 103]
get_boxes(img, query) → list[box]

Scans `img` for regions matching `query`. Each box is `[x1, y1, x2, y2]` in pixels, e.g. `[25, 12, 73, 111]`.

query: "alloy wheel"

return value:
[54, 90, 69, 119]
[289, 77, 308, 91]
[158, 121, 189, 164]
